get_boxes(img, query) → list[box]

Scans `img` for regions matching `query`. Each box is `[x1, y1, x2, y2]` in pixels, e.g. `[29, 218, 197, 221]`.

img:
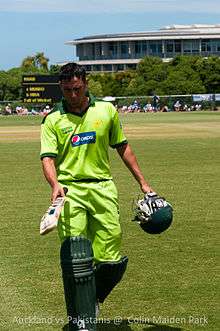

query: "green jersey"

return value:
[40, 95, 127, 182]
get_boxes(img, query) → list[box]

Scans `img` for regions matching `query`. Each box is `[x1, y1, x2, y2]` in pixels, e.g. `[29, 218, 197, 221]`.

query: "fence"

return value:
[113, 94, 220, 111]
[0, 94, 220, 115]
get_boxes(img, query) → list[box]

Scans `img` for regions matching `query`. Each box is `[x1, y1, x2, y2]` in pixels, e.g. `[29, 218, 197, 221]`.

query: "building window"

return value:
[208, 39, 220, 53]
[182, 40, 199, 54]
[108, 42, 118, 58]
[95, 43, 102, 59]
[93, 65, 101, 71]
[135, 41, 142, 55]
[103, 64, 112, 71]
[201, 39, 211, 52]
[134, 41, 148, 56]
[174, 41, 181, 53]
[217, 41, 220, 52]
[191, 40, 200, 53]
[120, 42, 129, 58]
[201, 39, 220, 53]
[142, 41, 148, 53]
[165, 41, 174, 53]
[77, 45, 83, 59]
[116, 64, 125, 71]
[126, 64, 137, 70]
[85, 65, 92, 71]
[148, 41, 162, 55]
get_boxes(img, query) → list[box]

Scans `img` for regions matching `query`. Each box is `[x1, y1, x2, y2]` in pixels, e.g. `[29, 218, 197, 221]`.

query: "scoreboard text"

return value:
[22, 75, 62, 103]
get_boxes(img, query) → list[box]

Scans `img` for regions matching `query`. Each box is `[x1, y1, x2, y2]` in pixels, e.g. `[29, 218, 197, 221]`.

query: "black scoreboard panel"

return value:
[22, 75, 62, 103]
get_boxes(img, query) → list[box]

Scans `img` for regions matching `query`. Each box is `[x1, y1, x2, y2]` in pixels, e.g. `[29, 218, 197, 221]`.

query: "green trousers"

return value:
[58, 180, 122, 263]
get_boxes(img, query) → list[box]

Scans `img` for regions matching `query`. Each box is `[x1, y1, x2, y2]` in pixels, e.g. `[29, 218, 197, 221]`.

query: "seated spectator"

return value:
[143, 102, 153, 112]
[16, 106, 23, 115]
[4, 104, 12, 115]
[160, 105, 169, 112]
[42, 105, 51, 115]
[131, 100, 140, 112]
[183, 104, 190, 112]
[30, 108, 39, 115]
[195, 103, 202, 111]
[20, 106, 28, 115]
[120, 105, 128, 113]
[128, 100, 141, 113]
[174, 100, 181, 111]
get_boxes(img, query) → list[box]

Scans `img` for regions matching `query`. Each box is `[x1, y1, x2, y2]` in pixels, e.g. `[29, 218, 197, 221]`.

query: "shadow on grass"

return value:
[62, 320, 182, 330]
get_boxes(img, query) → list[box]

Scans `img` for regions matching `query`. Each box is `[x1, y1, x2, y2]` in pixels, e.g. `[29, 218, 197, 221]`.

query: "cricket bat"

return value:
[40, 187, 68, 235]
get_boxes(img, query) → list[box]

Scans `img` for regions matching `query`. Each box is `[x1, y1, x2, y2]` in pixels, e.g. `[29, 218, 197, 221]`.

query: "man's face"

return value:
[60, 76, 87, 108]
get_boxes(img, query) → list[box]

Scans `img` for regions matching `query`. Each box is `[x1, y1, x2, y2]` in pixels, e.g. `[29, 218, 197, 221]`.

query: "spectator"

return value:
[42, 105, 51, 115]
[152, 95, 160, 112]
[174, 100, 181, 112]
[160, 105, 169, 112]
[4, 104, 12, 115]
[21, 106, 28, 115]
[126, 100, 141, 113]
[183, 104, 190, 112]
[16, 106, 23, 115]
[195, 103, 202, 111]
[143, 102, 153, 112]
[120, 105, 128, 113]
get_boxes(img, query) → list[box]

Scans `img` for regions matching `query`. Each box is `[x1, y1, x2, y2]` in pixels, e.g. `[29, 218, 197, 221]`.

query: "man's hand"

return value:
[140, 182, 154, 194]
[51, 183, 65, 203]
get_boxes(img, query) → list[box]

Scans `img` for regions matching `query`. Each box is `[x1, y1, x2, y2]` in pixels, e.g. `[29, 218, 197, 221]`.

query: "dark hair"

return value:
[59, 62, 86, 82]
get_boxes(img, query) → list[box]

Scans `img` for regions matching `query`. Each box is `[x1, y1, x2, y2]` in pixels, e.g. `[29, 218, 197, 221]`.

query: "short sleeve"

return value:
[109, 108, 127, 148]
[40, 117, 58, 159]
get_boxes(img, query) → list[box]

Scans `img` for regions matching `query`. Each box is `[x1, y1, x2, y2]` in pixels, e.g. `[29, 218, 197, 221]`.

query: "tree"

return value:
[88, 79, 103, 97]
[35, 52, 49, 71]
[161, 70, 205, 95]
[137, 56, 163, 81]
[21, 52, 49, 72]
[50, 64, 60, 74]
[0, 71, 8, 100]
[195, 56, 220, 93]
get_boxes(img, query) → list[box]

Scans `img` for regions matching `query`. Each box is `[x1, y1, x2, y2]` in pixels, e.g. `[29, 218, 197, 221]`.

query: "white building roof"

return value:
[66, 24, 220, 45]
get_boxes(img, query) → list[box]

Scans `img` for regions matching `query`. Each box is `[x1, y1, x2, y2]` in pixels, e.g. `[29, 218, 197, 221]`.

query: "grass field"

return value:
[0, 112, 219, 331]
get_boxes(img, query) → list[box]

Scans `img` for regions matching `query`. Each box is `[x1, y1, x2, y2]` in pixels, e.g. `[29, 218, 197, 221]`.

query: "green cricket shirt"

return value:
[40, 95, 127, 182]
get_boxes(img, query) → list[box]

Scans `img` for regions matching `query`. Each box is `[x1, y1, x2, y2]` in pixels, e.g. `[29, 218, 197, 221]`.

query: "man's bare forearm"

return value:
[41, 157, 64, 202]
[41, 157, 59, 188]
[117, 144, 153, 193]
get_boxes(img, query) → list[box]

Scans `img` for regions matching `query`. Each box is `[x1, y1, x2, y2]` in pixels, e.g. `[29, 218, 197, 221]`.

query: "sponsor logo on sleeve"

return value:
[61, 126, 74, 134]
[71, 131, 96, 147]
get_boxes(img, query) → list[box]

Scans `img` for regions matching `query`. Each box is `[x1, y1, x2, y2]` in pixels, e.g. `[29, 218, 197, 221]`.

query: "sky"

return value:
[0, 0, 220, 70]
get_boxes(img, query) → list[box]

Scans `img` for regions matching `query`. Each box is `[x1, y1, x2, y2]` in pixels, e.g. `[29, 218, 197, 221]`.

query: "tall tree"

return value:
[21, 52, 49, 72]
[35, 52, 49, 71]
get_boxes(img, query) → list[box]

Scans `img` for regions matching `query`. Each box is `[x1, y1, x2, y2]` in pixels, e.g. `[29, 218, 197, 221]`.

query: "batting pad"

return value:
[95, 256, 128, 303]
[60, 236, 96, 331]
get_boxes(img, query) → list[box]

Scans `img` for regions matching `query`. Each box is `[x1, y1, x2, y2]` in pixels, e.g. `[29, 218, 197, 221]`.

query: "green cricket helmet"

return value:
[133, 192, 173, 234]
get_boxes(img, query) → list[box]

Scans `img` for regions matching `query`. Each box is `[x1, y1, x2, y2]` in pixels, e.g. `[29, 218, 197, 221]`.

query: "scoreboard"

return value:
[22, 75, 62, 103]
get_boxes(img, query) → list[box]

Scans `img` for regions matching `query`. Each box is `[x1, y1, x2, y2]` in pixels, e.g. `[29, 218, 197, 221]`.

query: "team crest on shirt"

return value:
[71, 131, 96, 147]
[93, 120, 102, 128]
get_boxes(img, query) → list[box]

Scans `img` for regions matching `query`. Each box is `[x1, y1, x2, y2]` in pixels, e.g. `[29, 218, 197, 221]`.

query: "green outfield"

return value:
[0, 112, 219, 331]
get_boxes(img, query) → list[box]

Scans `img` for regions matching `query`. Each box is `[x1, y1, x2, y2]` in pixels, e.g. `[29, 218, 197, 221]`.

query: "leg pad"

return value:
[60, 236, 96, 331]
[95, 256, 128, 303]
